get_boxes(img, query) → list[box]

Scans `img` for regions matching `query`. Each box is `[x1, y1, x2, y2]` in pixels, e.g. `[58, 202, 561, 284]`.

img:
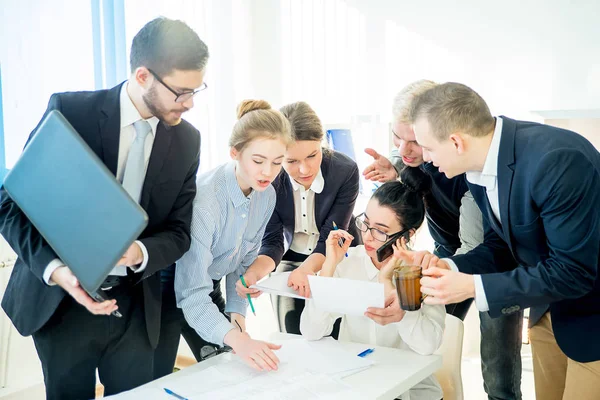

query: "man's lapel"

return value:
[98, 83, 124, 176]
[497, 116, 517, 252]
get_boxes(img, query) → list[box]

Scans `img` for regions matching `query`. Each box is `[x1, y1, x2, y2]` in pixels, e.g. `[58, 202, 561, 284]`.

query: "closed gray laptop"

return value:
[3, 110, 148, 294]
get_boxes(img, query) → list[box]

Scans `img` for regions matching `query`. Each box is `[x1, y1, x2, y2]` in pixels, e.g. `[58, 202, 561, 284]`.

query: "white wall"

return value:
[3, 0, 598, 172]
[0, 238, 44, 395]
[0, 0, 257, 174]
[377, 0, 600, 115]
[249, 0, 600, 124]
[0, 0, 95, 169]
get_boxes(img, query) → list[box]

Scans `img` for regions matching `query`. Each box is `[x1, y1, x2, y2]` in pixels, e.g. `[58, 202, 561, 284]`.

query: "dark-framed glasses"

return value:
[354, 213, 410, 242]
[148, 68, 207, 103]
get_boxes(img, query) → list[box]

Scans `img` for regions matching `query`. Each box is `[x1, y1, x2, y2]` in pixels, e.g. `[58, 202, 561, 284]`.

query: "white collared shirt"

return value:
[465, 117, 503, 222]
[43, 82, 159, 284]
[289, 169, 325, 255]
[300, 246, 445, 400]
[445, 117, 504, 311]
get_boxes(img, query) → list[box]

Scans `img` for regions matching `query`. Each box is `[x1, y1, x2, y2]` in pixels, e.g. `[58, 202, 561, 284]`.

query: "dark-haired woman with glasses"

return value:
[300, 180, 445, 400]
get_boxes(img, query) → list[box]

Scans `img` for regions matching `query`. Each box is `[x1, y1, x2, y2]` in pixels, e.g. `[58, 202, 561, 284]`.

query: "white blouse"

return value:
[289, 169, 325, 255]
[300, 246, 445, 400]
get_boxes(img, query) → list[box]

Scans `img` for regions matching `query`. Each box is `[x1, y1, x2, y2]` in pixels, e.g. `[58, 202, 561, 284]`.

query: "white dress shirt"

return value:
[444, 117, 504, 311]
[300, 246, 445, 400]
[43, 82, 159, 284]
[289, 169, 325, 255]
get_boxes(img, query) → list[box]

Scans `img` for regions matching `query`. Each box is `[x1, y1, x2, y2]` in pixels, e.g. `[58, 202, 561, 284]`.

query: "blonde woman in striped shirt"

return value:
[174, 100, 292, 372]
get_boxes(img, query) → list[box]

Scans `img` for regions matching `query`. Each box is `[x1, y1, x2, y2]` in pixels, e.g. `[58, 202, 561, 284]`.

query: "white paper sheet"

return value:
[162, 365, 235, 397]
[307, 275, 384, 316]
[251, 272, 307, 299]
[117, 359, 361, 400]
[107, 342, 369, 399]
[195, 369, 360, 400]
[275, 338, 374, 375]
[103, 387, 173, 399]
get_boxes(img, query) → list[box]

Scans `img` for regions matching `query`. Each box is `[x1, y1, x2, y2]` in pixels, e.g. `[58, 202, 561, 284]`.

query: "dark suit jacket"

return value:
[391, 156, 469, 253]
[452, 116, 600, 363]
[259, 150, 359, 265]
[0, 83, 200, 348]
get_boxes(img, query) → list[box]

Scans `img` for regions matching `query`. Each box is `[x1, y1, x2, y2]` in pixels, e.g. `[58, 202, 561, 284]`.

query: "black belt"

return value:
[100, 275, 132, 290]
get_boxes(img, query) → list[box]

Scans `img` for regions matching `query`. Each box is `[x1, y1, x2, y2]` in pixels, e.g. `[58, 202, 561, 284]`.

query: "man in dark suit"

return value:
[362, 80, 523, 400]
[0, 18, 207, 399]
[412, 82, 600, 399]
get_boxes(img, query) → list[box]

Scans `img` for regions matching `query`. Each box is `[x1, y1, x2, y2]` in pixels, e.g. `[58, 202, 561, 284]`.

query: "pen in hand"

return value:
[332, 221, 348, 257]
[239, 274, 256, 316]
[90, 291, 122, 318]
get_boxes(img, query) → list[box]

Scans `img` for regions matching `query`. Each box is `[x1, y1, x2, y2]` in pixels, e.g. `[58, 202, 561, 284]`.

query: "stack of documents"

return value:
[108, 357, 363, 399]
[107, 338, 371, 399]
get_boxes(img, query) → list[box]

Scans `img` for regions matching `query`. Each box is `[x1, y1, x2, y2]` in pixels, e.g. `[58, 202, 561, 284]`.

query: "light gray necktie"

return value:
[110, 120, 151, 276]
[122, 119, 151, 203]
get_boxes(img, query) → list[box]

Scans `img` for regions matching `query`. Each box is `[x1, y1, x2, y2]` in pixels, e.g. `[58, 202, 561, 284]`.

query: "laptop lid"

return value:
[3, 110, 148, 294]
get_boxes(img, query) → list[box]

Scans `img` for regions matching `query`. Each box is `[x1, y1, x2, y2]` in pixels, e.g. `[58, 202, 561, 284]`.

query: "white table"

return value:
[112, 333, 441, 400]
[272, 333, 441, 399]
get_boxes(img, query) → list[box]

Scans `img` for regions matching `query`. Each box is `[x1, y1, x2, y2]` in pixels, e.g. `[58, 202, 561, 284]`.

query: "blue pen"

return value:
[164, 387, 188, 400]
[332, 221, 348, 257]
[357, 348, 375, 357]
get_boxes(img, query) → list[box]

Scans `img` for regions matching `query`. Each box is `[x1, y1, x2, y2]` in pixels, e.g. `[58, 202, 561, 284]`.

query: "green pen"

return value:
[239, 274, 256, 316]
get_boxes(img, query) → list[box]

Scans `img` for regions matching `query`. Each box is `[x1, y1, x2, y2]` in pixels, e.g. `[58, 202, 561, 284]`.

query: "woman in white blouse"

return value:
[300, 179, 445, 400]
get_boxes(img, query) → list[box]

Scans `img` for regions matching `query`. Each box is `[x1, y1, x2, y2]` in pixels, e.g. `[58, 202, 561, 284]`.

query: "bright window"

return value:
[0, 1, 95, 170]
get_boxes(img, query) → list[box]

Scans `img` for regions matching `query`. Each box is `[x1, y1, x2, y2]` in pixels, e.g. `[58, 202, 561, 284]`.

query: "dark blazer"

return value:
[420, 163, 469, 253]
[452, 116, 600, 363]
[0, 83, 200, 348]
[259, 150, 359, 265]
[391, 154, 469, 253]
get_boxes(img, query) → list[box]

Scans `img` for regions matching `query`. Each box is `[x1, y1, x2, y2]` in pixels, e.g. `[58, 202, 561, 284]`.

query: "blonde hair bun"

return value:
[236, 99, 272, 120]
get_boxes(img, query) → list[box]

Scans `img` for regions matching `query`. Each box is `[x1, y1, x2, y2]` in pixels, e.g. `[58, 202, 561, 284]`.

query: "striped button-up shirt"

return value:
[175, 162, 276, 345]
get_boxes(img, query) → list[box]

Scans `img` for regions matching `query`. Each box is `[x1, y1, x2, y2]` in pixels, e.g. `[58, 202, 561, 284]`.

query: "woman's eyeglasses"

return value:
[354, 213, 410, 242]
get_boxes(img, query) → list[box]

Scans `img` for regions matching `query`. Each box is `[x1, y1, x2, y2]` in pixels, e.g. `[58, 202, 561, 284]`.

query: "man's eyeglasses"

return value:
[354, 213, 410, 242]
[148, 68, 207, 103]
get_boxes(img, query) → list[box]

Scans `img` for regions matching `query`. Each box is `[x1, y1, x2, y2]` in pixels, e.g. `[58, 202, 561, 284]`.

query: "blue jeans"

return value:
[435, 244, 523, 400]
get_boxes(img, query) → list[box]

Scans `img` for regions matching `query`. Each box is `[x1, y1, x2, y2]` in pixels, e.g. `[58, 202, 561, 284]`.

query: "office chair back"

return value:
[434, 313, 465, 400]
